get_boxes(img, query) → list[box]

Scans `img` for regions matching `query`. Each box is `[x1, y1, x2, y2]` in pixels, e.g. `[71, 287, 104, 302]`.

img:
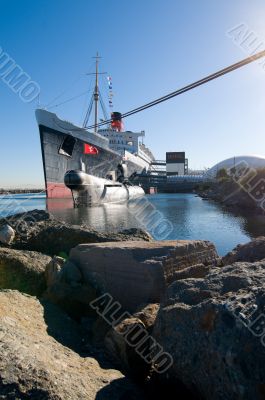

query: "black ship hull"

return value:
[39, 125, 145, 198]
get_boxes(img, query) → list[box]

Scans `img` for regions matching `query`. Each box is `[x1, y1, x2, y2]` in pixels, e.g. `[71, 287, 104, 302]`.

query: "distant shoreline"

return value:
[0, 189, 45, 195]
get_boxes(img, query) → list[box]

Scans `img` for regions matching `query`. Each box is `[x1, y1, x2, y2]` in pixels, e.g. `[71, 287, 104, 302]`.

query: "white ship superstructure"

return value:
[99, 128, 154, 170]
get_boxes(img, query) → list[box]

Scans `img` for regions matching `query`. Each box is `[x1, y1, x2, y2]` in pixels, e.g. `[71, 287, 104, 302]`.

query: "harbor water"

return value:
[0, 192, 264, 256]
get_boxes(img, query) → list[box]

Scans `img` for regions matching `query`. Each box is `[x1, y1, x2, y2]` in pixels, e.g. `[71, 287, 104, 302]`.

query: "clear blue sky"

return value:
[1, 0, 265, 187]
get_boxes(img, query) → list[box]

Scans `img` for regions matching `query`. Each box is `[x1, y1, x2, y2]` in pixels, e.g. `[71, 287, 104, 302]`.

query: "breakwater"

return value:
[1, 209, 265, 399]
[0, 189, 44, 195]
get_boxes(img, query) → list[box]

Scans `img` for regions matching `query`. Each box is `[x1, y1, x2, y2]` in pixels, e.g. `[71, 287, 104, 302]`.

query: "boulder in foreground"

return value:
[154, 260, 265, 400]
[105, 303, 160, 380]
[69, 240, 219, 312]
[223, 236, 265, 265]
[0, 248, 51, 296]
[0, 290, 144, 399]
[44, 256, 98, 319]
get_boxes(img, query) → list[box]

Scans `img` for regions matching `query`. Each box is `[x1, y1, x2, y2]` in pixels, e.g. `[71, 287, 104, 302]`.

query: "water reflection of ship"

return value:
[47, 199, 140, 232]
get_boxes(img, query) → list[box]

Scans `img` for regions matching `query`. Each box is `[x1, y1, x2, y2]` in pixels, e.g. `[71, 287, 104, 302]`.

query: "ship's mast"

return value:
[83, 53, 107, 131]
[93, 52, 100, 133]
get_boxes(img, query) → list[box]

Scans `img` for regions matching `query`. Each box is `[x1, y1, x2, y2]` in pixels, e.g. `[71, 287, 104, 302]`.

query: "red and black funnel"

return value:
[111, 112, 124, 132]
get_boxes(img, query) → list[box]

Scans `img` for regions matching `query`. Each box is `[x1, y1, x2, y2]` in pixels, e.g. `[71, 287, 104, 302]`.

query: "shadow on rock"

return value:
[41, 298, 84, 354]
[41, 298, 115, 371]
[95, 377, 143, 400]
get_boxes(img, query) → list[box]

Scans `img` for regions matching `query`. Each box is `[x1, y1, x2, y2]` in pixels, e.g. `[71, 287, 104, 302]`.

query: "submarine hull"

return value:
[64, 170, 145, 206]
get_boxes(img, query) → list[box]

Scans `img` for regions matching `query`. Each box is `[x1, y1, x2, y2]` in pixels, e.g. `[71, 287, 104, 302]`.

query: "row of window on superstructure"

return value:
[108, 139, 134, 146]
[102, 132, 133, 139]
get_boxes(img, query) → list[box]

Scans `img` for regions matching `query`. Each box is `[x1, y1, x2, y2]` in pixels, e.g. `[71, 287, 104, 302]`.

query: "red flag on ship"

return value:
[84, 143, 99, 155]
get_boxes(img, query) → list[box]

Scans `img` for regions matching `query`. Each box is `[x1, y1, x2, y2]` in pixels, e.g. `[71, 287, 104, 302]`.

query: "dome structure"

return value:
[206, 155, 265, 178]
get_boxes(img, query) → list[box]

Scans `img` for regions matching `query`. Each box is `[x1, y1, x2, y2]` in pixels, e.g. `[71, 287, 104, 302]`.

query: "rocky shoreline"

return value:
[197, 178, 265, 215]
[1, 210, 265, 399]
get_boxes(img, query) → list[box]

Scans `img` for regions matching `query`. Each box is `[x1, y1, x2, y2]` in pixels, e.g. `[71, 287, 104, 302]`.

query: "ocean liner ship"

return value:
[36, 55, 155, 201]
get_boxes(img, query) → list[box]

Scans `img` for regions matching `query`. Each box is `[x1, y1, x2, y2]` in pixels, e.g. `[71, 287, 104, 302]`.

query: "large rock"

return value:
[2, 209, 152, 255]
[45, 256, 65, 287]
[0, 290, 144, 399]
[154, 260, 265, 400]
[69, 240, 219, 312]
[0, 248, 51, 296]
[0, 224, 15, 245]
[5, 209, 51, 225]
[44, 256, 98, 319]
[133, 303, 160, 331]
[223, 236, 265, 265]
[24, 224, 152, 256]
[105, 316, 150, 380]
[105, 304, 160, 380]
